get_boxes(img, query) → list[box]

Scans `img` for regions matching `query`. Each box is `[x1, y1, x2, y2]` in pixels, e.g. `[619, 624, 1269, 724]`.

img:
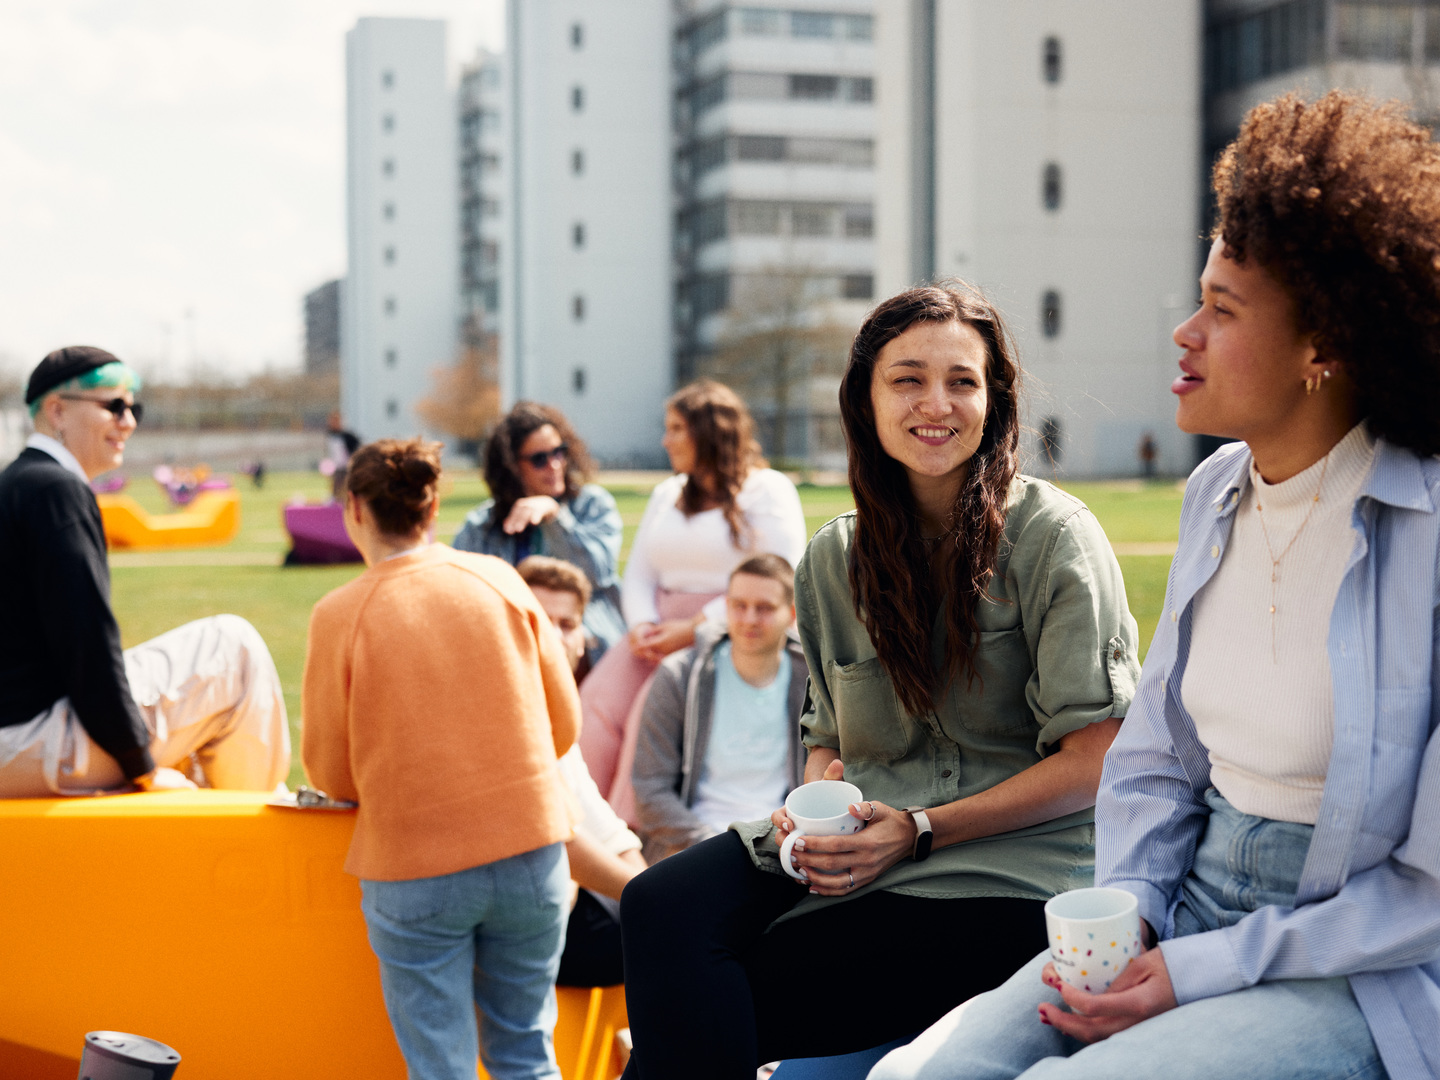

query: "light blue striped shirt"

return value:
[1097, 438, 1440, 1078]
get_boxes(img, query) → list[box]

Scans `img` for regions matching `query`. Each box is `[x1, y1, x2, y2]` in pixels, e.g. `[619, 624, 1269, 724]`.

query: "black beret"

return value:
[25, 346, 123, 405]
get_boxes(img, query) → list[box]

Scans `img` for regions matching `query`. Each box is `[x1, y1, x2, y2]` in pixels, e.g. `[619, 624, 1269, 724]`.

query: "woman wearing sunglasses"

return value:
[453, 402, 625, 664]
[0, 345, 290, 797]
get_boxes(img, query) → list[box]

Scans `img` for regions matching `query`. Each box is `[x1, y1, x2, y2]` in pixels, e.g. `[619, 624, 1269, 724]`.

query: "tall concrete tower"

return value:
[876, 0, 1203, 477]
[503, 0, 673, 466]
[343, 18, 460, 443]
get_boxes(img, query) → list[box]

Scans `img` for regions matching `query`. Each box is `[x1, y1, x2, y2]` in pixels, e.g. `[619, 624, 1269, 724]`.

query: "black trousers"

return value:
[619, 832, 1046, 1080]
[558, 888, 625, 988]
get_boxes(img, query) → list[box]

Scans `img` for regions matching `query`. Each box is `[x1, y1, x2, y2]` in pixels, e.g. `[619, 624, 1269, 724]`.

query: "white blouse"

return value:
[620, 469, 808, 627]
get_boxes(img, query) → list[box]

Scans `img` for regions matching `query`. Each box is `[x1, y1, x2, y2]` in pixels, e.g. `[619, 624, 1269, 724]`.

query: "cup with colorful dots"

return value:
[1043, 887, 1141, 993]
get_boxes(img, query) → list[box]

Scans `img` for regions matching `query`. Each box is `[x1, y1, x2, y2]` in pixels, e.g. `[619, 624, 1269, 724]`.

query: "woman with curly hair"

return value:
[871, 91, 1440, 1080]
[616, 284, 1141, 1078]
[577, 379, 807, 807]
[453, 402, 626, 657]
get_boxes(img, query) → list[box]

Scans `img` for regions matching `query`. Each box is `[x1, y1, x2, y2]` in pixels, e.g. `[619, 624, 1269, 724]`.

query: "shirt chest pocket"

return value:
[946, 627, 1036, 738]
[828, 657, 916, 764]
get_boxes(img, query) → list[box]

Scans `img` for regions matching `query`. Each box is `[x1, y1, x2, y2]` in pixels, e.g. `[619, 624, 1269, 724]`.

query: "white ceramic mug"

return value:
[1044, 886, 1141, 992]
[777, 780, 865, 881]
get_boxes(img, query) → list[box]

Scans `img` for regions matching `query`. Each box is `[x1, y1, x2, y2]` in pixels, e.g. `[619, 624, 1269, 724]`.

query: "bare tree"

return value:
[416, 335, 502, 446]
[702, 270, 854, 461]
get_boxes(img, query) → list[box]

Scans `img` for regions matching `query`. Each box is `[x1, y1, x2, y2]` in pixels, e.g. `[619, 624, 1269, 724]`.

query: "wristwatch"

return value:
[903, 807, 934, 862]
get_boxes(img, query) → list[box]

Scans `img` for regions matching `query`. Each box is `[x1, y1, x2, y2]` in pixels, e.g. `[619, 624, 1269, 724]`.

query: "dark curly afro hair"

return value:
[1213, 90, 1440, 456]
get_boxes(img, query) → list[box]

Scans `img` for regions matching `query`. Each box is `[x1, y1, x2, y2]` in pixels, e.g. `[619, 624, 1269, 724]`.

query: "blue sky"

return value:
[0, 0, 502, 382]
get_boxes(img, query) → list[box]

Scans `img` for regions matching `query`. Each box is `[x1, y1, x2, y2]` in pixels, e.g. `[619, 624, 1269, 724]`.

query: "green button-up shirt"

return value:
[733, 475, 1141, 921]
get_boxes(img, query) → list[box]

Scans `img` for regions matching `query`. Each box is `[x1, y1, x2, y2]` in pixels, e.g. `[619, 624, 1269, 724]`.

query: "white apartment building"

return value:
[343, 18, 460, 443]
[503, 0, 673, 465]
[673, 2, 877, 457]
[877, 1, 1203, 478]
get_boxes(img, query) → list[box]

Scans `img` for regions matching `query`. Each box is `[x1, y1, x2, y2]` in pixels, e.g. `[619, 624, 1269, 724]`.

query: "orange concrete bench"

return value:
[0, 791, 625, 1080]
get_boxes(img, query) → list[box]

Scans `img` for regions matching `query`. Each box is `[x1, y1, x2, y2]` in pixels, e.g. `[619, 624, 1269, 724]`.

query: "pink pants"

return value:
[578, 590, 718, 825]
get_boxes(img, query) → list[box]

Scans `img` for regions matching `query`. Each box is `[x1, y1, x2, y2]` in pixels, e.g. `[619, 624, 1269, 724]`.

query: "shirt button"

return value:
[941, 769, 952, 778]
[1171, 610, 1178, 622]
[1210, 545, 1219, 558]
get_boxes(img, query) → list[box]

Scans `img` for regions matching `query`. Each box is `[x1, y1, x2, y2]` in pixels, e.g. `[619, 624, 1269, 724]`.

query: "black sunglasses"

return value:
[522, 444, 568, 469]
[58, 394, 144, 424]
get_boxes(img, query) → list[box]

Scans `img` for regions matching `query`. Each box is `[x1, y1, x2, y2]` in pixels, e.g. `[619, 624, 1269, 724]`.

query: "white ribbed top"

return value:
[1183, 424, 1375, 824]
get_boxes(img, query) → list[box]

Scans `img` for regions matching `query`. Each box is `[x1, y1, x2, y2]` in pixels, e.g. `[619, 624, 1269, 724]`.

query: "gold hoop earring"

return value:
[1304, 373, 1320, 395]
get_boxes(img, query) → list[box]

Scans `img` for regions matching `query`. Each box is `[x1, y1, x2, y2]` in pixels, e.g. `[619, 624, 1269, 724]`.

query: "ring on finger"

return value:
[847, 871, 855, 889]
[863, 801, 877, 821]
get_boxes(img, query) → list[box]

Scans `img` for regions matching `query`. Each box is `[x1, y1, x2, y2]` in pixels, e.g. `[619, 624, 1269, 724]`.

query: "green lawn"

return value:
[109, 471, 1183, 789]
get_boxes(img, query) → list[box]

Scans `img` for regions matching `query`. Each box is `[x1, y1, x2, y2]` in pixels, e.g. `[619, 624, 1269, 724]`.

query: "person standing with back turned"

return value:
[303, 438, 580, 1080]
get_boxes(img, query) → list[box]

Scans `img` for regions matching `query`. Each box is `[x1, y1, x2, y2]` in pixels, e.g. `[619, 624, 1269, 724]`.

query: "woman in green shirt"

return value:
[619, 283, 1141, 1078]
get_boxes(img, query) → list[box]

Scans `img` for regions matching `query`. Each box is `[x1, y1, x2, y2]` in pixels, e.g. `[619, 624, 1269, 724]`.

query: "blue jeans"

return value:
[869, 791, 1387, 1080]
[361, 843, 569, 1080]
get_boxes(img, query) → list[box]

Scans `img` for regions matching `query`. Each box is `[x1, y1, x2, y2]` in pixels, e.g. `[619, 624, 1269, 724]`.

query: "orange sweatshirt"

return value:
[302, 545, 580, 881]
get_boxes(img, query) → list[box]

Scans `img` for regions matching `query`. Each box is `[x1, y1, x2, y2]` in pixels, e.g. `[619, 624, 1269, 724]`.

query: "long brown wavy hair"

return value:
[667, 379, 766, 545]
[482, 402, 595, 532]
[841, 282, 1020, 718]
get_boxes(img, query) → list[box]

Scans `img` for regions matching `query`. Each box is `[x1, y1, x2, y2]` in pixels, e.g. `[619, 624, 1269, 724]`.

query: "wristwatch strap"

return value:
[903, 807, 934, 862]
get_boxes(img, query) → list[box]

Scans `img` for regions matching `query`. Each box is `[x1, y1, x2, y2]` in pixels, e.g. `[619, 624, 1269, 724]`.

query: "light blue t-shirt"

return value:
[691, 641, 793, 832]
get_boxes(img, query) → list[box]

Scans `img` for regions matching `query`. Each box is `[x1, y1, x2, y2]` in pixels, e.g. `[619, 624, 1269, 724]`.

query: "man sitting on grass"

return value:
[0, 346, 290, 796]
[631, 554, 808, 863]
[518, 555, 646, 986]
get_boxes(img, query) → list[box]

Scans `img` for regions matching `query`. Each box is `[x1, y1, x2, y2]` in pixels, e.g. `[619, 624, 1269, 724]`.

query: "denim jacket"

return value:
[451, 483, 626, 652]
[1098, 438, 1440, 1079]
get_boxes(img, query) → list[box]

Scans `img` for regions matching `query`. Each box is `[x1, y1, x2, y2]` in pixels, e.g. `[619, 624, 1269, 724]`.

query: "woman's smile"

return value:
[910, 424, 958, 445]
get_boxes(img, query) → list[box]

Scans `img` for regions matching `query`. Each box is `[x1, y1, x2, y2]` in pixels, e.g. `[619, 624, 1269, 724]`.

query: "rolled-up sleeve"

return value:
[1025, 508, 1141, 753]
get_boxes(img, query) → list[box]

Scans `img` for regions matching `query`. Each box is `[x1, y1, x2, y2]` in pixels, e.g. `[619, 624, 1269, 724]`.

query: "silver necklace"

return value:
[1253, 455, 1328, 664]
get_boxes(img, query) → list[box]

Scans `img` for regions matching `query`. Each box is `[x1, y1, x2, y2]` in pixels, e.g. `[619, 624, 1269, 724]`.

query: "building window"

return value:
[791, 205, 833, 236]
[1042, 163, 1062, 211]
[382, 113, 395, 133]
[1335, 2, 1413, 61]
[572, 367, 587, 394]
[842, 14, 875, 40]
[573, 222, 586, 248]
[688, 201, 730, 243]
[571, 22, 584, 48]
[1043, 36, 1062, 83]
[1039, 417, 1063, 466]
[1206, 0, 1326, 97]
[843, 204, 874, 238]
[386, 399, 399, 419]
[385, 348, 397, 367]
[381, 70, 394, 89]
[383, 202, 395, 221]
[738, 9, 782, 36]
[382, 158, 395, 178]
[572, 295, 586, 321]
[791, 12, 835, 38]
[572, 148, 585, 175]
[729, 201, 773, 236]
[384, 296, 397, 315]
[1041, 290, 1062, 338]
[571, 85, 585, 112]
[841, 274, 874, 300]
[691, 273, 730, 316]
[383, 246, 396, 265]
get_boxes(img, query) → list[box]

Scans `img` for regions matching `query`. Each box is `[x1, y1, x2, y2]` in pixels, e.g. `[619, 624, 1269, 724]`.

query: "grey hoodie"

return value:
[631, 622, 808, 863]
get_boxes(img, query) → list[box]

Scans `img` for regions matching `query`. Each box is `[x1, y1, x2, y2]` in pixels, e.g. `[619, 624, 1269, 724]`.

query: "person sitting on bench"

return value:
[0, 346, 291, 796]
[630, 554, 808, 863]
[518, 555, 647, 987]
